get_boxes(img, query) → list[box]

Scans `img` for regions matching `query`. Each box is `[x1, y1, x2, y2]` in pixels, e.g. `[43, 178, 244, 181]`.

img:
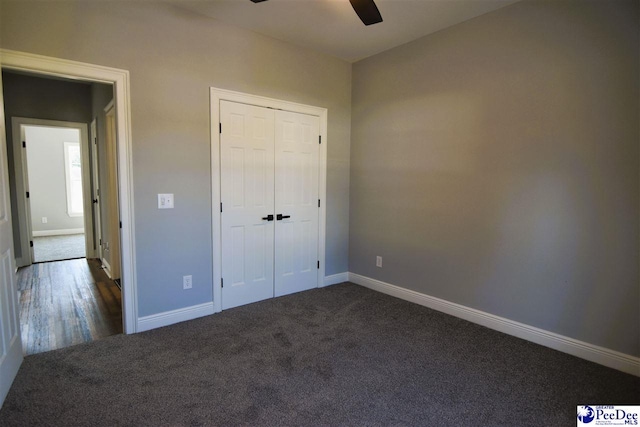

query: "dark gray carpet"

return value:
[33, 234, 86, 263]
[0, 283, 637, 426]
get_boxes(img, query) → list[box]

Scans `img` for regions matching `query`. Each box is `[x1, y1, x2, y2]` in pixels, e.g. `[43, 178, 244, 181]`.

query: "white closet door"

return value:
[274, 110, 320, 297]
[220, 101, 275, 310]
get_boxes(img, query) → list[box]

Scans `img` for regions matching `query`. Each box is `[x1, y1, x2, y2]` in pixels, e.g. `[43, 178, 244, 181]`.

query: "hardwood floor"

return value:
[17, 258, 122, 355]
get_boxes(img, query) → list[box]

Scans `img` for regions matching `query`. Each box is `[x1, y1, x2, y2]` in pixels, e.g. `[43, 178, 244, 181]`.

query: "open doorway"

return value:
[19, 122, 90, 263]
[0, 50, 136, 400]
[2, 70, 123, 354]
[29, 126, 87, 262]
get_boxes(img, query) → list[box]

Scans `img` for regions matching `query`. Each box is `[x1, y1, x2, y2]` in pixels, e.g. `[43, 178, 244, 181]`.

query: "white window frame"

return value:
[64, 141, 83, 217]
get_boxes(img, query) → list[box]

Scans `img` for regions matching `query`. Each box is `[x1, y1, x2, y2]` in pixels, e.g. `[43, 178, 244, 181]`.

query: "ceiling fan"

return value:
[250, 0, 383, 26]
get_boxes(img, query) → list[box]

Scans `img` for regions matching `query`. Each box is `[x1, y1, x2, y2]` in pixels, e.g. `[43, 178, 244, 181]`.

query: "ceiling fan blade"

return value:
[249, 0, 382, 26]
[349, 0, 383, 26]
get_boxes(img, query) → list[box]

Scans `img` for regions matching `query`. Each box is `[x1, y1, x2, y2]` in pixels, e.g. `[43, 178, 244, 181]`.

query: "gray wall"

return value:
[2, 71, 92, 258]
[350, 0, 639, 356]
[25, 126, 84, 233]
[0, 1, 352, 317]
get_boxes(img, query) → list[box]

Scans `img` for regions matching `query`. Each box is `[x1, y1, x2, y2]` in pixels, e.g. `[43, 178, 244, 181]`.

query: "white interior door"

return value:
[105, 105, 121, 280]
[220, 101, 275, 310]
[18, 125, 34, 264]
[0, 71, 23, 407]
[91, 119, 102, 260]
[274, 110, 319, 297]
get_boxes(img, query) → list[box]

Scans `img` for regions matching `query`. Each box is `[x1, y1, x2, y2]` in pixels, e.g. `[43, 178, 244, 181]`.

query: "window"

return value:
[64, 142, 83, 217]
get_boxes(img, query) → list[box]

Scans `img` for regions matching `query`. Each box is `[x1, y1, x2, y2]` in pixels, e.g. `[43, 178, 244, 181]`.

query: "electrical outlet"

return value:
[183, 275, 192, 290]
[376, 256, 382, 268]
[41, 217, 47, 224]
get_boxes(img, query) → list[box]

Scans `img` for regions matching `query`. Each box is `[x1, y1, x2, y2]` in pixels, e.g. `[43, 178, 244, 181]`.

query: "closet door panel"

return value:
[274, 110, 320, 297]
[220, 101, 275, 310]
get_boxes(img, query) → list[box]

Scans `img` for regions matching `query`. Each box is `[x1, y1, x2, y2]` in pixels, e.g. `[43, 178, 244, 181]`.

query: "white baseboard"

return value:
[323, 272, 349, 287]
[348, 272, 640, 377]
[137, 302, 215, 332]
[101, 258, 112, 279]
[32, 228, 84, 237]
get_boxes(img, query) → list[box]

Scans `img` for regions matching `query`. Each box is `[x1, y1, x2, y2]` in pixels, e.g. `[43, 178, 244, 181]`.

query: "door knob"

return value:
[261, 214, 274, 221]
[276, 214, 291, 221]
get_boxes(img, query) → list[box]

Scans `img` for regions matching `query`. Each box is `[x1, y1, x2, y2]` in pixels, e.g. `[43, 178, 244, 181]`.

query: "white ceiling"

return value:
[171, 0, 519, 63]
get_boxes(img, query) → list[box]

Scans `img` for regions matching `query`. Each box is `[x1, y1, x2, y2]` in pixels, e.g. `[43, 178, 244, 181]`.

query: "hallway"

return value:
[17, 258, 122, 355]
[32, 234, 86, 263]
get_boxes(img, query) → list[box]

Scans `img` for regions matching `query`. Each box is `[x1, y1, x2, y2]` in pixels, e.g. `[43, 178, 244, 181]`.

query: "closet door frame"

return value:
[210, 88, 328, 314]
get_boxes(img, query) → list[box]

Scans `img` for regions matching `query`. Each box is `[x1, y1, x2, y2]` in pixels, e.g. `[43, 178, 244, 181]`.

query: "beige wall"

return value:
[350, 0, 639, 356]
[0, 1, 352, 316]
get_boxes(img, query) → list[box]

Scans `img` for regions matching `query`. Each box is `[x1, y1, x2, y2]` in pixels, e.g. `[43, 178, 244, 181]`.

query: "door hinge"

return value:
[219, 123, 222, 134]
[99, 239, 102, 246]
[119, 221, 122, 229]
[22, 141, 26, 148]
[318, 199, 320, 208]
[26, 191, 29, 198]
[30, 241, 33, 248]
[221, 278, 224, 288]
[319, 135, 321, 145]
[317, 261, 320, 269]
[220, 203, 223, 213]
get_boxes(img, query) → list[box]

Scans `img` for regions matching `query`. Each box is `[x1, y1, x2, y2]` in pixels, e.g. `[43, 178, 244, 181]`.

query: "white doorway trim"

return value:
[0, 49, 138, 334]
[11, 118, 94, 265]
[210, 88, 328, 314]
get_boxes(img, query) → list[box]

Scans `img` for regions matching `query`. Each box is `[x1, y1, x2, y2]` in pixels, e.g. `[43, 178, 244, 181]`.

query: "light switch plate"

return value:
[158, 193, 174, 209]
